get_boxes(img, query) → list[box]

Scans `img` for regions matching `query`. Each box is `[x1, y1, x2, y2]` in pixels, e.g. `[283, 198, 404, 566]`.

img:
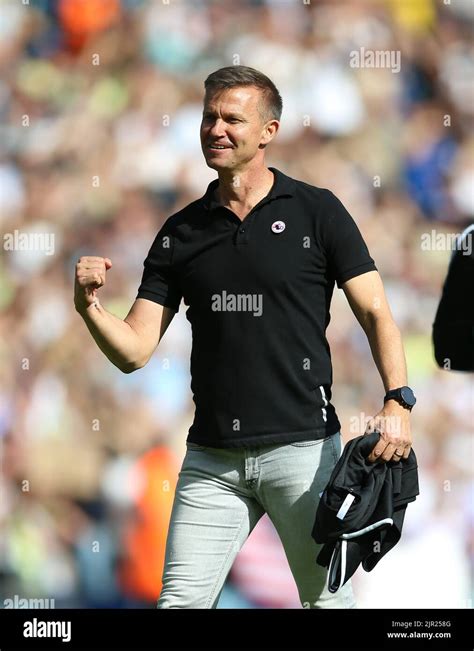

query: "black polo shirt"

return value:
[136, 167, 377, 448]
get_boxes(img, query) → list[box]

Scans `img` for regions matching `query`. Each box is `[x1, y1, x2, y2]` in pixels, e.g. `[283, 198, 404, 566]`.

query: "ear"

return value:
[260, 119, 280, 146]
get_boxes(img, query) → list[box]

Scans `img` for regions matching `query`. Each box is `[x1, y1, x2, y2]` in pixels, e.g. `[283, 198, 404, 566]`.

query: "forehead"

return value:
[203, 86, 262, 114]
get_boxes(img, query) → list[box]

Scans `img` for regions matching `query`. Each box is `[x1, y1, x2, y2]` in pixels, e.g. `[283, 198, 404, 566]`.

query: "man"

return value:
[432, 224, 474, 372]
[74, 66, 414, 609]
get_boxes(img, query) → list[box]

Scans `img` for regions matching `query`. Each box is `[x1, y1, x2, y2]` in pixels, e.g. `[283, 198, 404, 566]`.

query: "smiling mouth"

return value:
[208, 144, 233, 150]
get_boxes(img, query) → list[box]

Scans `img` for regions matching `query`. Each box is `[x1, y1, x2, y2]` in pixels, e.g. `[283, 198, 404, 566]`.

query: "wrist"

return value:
[383, 399, 412, 413]
[75, 299, 101, 318]
[383, 385, 416, 411]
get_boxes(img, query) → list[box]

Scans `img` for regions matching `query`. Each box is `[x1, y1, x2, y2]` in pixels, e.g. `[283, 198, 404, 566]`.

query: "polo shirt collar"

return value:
[201, 167, 296, 212]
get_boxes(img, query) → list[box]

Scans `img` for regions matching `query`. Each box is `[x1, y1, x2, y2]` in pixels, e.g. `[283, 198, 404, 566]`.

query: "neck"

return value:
[215, 164, 274, 211]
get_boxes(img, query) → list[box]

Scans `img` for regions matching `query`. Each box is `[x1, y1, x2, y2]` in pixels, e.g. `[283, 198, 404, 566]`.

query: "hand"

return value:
[365, 401, 412, 463]
[74, 256, 112, 314]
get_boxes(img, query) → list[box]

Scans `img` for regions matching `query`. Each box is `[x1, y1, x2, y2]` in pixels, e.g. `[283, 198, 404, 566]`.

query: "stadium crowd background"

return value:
[0, 0, 472, 608]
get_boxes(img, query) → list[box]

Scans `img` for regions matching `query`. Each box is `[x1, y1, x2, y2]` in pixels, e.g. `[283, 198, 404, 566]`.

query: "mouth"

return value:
[207, 143, 233, 151]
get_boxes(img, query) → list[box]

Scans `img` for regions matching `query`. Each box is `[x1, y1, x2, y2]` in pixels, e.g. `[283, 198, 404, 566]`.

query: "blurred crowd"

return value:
[0, 0, 472, 609]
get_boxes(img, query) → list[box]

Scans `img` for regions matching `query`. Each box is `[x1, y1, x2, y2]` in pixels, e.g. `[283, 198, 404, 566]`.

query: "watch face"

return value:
[401, 386, 416, 407]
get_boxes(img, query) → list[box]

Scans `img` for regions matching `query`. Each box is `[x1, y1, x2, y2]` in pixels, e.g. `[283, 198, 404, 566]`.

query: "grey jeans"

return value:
[157, 432, 356, 608]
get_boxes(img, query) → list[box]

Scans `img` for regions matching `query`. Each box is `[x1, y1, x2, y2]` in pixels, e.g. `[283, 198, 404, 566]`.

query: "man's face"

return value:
[200, 86, 275, 172]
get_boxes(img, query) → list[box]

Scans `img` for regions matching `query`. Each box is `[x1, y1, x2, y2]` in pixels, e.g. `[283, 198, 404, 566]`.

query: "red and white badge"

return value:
[271, 220, 286, 233]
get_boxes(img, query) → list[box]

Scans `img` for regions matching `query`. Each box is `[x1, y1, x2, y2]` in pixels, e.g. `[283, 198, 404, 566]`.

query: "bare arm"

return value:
[74, 256, 175, 373]
[341, 270, 411, 463]
[342, 271, 407, 392]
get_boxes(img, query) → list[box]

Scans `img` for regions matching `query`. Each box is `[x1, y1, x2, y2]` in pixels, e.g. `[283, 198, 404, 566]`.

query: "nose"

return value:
[208, 118, 226, 138]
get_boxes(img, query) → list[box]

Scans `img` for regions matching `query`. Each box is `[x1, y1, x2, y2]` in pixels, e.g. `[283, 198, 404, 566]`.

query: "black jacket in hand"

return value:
[312, 430, 419, 593]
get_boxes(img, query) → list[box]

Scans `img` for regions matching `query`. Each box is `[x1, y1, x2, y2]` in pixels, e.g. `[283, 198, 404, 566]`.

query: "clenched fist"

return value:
[74, 256, 112, 313]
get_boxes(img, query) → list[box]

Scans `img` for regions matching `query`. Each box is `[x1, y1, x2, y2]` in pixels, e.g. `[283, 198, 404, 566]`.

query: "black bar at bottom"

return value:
[0, 608, 470, 650]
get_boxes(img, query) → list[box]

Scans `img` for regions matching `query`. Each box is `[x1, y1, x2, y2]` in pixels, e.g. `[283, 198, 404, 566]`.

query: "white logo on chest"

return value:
[271, 220, 286, 233]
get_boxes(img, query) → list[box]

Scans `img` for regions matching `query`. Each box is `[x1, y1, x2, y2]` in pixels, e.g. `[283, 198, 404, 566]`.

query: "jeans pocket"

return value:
[289, 437, 328, 447]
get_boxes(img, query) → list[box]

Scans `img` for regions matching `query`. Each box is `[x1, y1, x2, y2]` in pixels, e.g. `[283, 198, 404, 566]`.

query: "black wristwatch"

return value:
[384, 386, 416, 411]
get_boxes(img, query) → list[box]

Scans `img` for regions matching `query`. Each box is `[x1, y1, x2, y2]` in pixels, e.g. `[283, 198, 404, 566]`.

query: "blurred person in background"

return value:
[432, 224, 474, 372]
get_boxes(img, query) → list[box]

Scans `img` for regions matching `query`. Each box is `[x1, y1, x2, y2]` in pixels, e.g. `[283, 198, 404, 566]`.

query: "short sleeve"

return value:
[136, 220, 182, 312]
[320, 190, 377, 288]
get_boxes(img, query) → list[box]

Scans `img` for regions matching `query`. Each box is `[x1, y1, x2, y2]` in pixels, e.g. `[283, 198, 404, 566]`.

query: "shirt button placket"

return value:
[236, 220, 251, 245]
